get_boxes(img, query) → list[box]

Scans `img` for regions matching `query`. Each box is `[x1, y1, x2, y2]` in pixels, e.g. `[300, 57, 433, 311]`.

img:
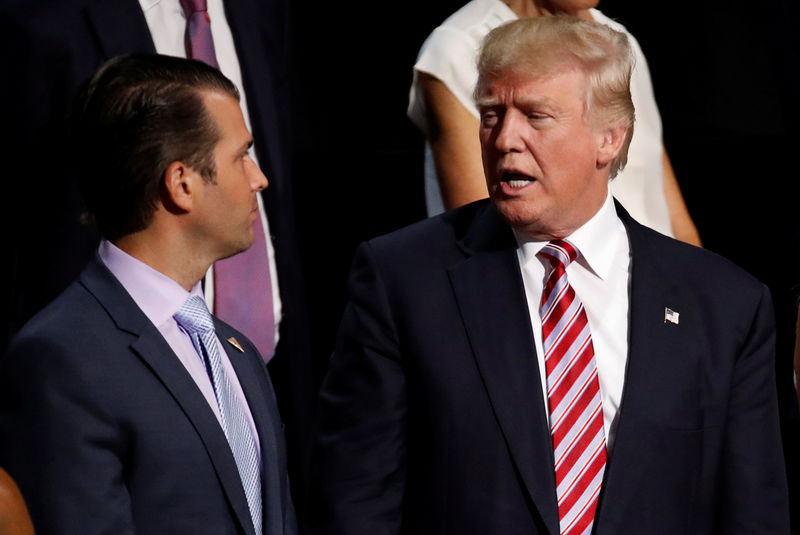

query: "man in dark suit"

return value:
[309, 16, 789, 534]
[0, 0, 311, 502]
[0, 54, 295, 535]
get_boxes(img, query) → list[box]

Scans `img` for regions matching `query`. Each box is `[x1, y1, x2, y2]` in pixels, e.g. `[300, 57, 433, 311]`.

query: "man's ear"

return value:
[162, 161, 199, 212]
[596, 125, 628, 168]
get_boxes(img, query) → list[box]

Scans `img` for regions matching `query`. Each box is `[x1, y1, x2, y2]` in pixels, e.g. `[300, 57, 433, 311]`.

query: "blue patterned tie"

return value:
[174, 296, 262, 535]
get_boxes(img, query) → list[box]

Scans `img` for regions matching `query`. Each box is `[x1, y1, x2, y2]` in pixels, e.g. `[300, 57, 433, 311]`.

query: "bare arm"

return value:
[417, 73, 487, 210]
[0, 469, 35, 535]
[662, 148, 702, 246]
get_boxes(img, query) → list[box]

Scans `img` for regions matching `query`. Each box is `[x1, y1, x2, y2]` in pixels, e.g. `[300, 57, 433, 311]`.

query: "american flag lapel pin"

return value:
[226, 337, 245, 352]
[664, 307, 680, 325]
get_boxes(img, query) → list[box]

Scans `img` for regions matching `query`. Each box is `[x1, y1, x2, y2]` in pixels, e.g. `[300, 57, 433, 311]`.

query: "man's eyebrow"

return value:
[475, 96, 500, 109]
[475, 95, 561, 112]
[239, 138, 254, 154]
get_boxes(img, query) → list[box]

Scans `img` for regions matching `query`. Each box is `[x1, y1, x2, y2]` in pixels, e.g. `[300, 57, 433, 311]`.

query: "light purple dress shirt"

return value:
[98, 240, 261, 452]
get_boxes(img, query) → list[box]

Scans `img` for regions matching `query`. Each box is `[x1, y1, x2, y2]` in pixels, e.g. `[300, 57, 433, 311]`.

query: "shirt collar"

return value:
[98, 240, 204, 329]
[515, 191, 621, 280]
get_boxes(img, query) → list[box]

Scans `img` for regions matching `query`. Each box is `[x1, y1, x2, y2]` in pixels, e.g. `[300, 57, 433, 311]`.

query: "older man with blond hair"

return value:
[309, 15, 789, 535]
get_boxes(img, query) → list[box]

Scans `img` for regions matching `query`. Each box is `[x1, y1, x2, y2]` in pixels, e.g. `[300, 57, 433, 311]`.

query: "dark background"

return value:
[288, 1, 464, 389]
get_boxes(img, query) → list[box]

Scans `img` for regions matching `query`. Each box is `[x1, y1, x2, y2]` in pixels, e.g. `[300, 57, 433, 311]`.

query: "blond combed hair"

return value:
[475, 15, 636, 178]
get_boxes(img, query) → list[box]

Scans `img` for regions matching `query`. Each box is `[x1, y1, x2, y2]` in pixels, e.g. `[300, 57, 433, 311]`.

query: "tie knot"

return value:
[180, 0, 208, 16]
[174, 295, 215, 335]
[539, 239, 579, 268]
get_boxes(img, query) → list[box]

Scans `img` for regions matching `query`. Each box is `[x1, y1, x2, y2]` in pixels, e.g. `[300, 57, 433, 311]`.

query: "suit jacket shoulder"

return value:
[0, 258, 296, 535]
[623, 206, 766, 299]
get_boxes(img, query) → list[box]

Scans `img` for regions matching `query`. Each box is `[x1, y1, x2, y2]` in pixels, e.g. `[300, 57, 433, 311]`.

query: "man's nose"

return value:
[494, 111, 525, 153]
[248, 160, 269, 191]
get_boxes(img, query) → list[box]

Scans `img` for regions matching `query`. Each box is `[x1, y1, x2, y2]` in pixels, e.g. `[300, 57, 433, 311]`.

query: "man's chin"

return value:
[493, 197, 535, 225]
[492, 199, 550, 237]
[218, 237, 255, 261]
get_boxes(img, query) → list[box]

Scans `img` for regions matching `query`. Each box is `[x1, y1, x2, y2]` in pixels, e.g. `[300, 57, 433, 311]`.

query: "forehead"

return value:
[476, 66, 588, 109]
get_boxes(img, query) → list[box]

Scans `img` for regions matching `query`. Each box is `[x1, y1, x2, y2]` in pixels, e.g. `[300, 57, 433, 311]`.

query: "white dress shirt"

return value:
[515, 192, 631, 449]
[138, 0, 282, 345]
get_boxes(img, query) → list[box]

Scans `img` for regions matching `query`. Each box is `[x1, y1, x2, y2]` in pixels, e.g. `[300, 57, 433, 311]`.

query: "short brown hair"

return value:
[70, 54, 240, 241]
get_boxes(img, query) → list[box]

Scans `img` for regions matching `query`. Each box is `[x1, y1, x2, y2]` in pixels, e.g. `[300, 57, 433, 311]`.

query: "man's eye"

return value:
[480, 113, 498, 127]
[527, 113, 549, 121]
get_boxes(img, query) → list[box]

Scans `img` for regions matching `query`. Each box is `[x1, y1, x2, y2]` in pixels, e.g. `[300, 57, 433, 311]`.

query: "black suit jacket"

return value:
[0, 257, 296, 535]
[0, 0, 312, 497]
[309, 200, 790, 534]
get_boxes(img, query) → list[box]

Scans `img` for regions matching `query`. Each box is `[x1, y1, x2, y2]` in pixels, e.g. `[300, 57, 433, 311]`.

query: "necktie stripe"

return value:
[548, 349, 597, 413]
[552, 376, 603, 474]
[541, 271, 575, 327]
[543, 298, 582, 349]
[560, 452, 605, 519]
[175, 296, 263, 535]
[562, 474, 604, 535]
[550, 364, 596, 433]
[541, 242, 574, 266]
[547, 337, 593, 406]
[554, 406, 603, 480]
[542, 285, 585, 339]
[539, 240, 606, 535]
[560, 464, 605, 527]
[560, 460, 605, 533]
[541, 277, 571, 322]
[545, 323, 592, 392]
[555, 415, 604, 479]
[551, 373, 601, 444]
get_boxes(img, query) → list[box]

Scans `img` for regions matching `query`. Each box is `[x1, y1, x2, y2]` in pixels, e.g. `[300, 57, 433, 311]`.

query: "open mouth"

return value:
[501, 171, 535, 189]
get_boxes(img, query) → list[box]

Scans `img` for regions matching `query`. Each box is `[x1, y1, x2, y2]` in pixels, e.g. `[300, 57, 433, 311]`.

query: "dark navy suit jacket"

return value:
[0, 0, 312, 498]
[310, 200, 790, 534]
[0, 257, 296, 535]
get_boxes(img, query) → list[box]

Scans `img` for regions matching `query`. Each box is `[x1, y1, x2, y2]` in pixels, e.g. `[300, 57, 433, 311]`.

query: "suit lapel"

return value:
[447, 205, 560, 535]
[80, 258, 256, 535]
[595, 204, 692, 533]
[84, 0, 155, 59]
[216, 322, 288, 535]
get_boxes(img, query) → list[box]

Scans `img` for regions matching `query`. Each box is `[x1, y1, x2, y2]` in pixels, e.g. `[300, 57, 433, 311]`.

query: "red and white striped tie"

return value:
[539, 240, 606, 535]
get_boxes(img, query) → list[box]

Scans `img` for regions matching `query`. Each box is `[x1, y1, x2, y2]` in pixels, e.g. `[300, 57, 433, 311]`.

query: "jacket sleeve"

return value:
[718, 283, 790, 534]
[0, 335, 136, 535]
[308, 242, 407, 535]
